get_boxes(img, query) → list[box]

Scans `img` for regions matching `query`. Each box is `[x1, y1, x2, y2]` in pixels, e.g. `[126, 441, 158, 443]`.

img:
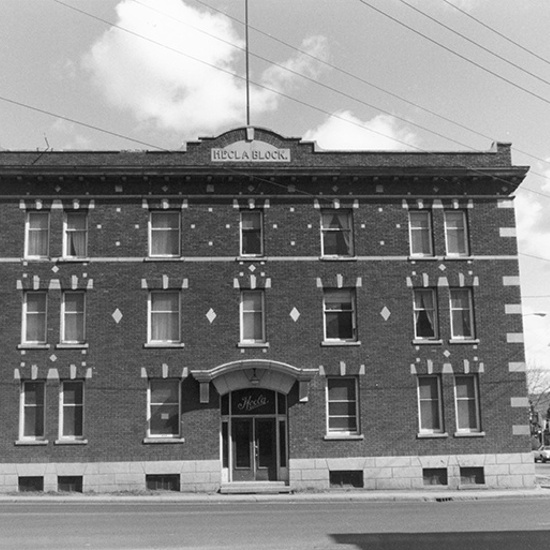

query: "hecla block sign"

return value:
[211, 140, 291, 162]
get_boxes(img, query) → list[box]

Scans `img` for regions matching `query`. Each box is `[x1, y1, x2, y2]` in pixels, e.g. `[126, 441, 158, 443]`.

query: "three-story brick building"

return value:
[0, 126, 534, 492]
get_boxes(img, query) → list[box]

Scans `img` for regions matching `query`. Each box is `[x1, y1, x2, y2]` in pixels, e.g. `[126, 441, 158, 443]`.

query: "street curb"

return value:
[0, 487, 548, 504]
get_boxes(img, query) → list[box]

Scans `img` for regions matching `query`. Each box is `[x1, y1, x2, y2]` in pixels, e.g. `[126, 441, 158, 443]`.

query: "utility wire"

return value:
[396, 0, 550, 88]
[357, 0, 550, 107]
[440, 0, 550, 69]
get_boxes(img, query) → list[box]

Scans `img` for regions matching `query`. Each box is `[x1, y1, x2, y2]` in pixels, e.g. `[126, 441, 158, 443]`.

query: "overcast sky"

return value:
[1, 0, 549, 370]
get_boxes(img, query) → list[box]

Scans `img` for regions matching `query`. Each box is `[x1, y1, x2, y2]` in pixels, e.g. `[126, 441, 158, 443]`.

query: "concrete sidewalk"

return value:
[0, 486, 549, 504]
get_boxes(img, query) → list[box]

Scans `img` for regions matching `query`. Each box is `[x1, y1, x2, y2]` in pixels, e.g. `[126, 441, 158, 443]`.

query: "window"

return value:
[323, 289, 357, 342]
[444, 211, 468, 256]
[25, 212, 49, 258]
[148, 380, 181, 438]
[64, 212, 88, 258]
[22, 292, 47, 345]
[240, 210, 263, 256]
[449, 288, 475, 340]
[413, 289, 438, 340]
[417, 376, 444, 434]
[454, 375, 481, 433]
[149, 211, 180, 257]
[148, 292, 180, 344]
[240, 290, 266, 343]
[60, 381, 84, 440]
[61, 292, 86, 344]
[409, 211, 433, 256]
[327, 377, 359, 434]
[321, 210, 354, 257]
[20, 381, 45, 440]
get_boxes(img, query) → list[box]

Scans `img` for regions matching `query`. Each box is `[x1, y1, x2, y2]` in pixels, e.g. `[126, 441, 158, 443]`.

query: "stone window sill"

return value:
[54, 439, 88, 445]
[417, 432, 448, 439]
[319, 256, 357, 262]
[321, 341, 361, 347]
[56, 343, 89, 349]
[323, 434, 364, 441]
[449, 339, 480, 345]
[413, 339, 443, 345]
[454, 431, 485, 438]
[15, 439, 48, 446]
[143, 343, 185, 349]
[143, 437, 185, 444]
[144, 257, 184, 262]
[18, 344, 50, 350]
[237, 342, 270, 348]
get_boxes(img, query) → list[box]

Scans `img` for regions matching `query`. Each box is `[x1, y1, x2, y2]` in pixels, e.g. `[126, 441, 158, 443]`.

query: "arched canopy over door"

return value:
[191, 359, 318, 403]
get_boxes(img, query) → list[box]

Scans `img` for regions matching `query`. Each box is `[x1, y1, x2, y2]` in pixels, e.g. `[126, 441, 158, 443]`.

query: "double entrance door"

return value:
[221, 388, 287, 483]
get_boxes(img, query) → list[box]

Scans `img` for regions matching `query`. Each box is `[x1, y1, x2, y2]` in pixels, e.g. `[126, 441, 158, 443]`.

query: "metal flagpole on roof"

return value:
[245, 0, 251, 127]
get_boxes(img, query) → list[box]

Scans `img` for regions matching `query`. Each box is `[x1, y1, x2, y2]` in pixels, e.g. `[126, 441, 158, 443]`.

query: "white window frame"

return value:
[147, 379, 181, 439]
[320, 210, 354, 257]
[323, 289, 357, 343]
[413, 289, 438, 340]
[454, 375, 481, 433]
[240, 210, 264, 257]
[326, 377, 360, 435]
[20, 381, 46, 441]
[25, 211, 50, 258]
[61, 291, 86, 344]
[59, 380, 84, 441]
[148, 291, 181, 345]
[63, 211, 88, 259]
[240, 290, 266, 344]
[409, 210, 433, 256]
[148, 211, 181, 258]
[444, 210, 469, 256]
[417, 375, 444, 434]
[449, 288, 475, 340]
[22, 291, 48, 345]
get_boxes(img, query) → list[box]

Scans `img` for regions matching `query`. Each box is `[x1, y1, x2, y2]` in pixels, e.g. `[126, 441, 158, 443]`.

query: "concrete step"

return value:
[219, 482, 292, 494]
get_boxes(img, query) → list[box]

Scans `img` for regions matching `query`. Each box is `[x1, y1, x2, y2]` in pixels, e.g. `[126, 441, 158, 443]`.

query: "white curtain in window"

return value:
[151, 294, 179, 341]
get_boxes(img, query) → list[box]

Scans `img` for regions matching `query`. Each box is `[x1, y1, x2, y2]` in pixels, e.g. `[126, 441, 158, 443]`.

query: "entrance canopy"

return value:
[191, 360, 318, 404]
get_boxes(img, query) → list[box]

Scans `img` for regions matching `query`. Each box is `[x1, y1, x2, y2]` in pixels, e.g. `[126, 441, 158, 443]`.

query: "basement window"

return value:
[423, 468, 448, 486]
[329, 470, 364, 489]
[460, 467, 485, 485]
[146, 474, 180, 492]
[19, 476, 44, 493]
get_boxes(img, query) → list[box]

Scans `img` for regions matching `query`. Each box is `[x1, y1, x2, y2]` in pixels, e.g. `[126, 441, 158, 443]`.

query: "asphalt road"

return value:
[1, 497, 550, 550]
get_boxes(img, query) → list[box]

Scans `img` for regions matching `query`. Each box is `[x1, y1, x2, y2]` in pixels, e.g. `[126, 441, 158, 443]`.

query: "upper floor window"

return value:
[22, 291, 47, 345]
[147, 379, 181, 438]
[321, 211, 354, 257]
[413, 289, 438, 340]
[240, 290, 266, 344]
[148, 291, 180, 344]
[149, 212, 180, 257]
[60, 381, 84, 440]
[444, 211, 469, 256]
[240, 211, 263, 256]
[323, 289, 357, 342]
[449, 288, 475, 340]
[20, 381, 45, 441]
[25, 212, 49, 258]
[64, 212, 88, 258]
[409, 211, 433, 256]
[61, 292, 86, 344]
[326, 377, 359, 435]
[454, 375, 481, 433]
[417, 376, 444, 434]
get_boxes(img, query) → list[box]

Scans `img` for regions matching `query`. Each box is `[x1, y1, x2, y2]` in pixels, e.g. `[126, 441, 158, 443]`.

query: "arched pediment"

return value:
[190, 360, 318, 404]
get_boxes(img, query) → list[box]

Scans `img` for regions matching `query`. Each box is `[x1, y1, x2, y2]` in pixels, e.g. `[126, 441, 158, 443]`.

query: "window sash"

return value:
[409, 211, 433, 256]
[327, 378, 359, 433]
[26, 212, 49, 257]
[21, 382, 45, 439]
[418, 376, 443, 433]
[323, 290, 356, 341]
[149, 292, 180, 343]
[149, 212, 181, 257]
[240, 211, 263, 256]
[148, 380, 180, 437]
[413, 289, 438, 339]
[64, 212, 88, 257]
[321, 211, 353, 256]
[450, 289, 475, 339]
[61, 381, 84, 438]
[444, 211, 468, 256]
[455, 375, 480, 432]
[23, 292, 47, 344]
[240, 290, 265, 342]
[62, 292, 86, 343]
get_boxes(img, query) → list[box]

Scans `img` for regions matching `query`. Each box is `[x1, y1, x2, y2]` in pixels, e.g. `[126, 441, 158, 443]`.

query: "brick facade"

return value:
[0, 127, 533, 492]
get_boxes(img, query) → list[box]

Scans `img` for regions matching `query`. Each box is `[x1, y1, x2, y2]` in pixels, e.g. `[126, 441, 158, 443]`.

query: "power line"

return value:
[396, 0, 550, 88]
[356, 0, 550, 107]
[440, 0, 550, 69]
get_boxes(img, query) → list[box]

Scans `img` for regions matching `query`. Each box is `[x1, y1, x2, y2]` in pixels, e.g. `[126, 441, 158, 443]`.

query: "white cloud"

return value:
[303, 111, 419, 151]
[516, 192, 550, 260]
[83, 0, 327, 138]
